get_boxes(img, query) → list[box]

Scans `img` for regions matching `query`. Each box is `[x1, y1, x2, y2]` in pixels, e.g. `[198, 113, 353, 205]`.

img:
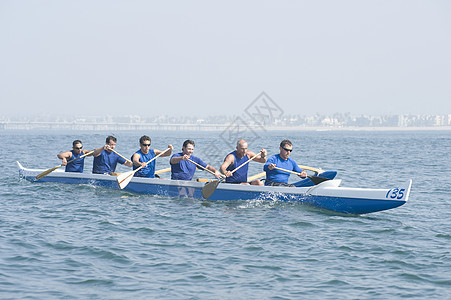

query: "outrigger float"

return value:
[17, 162, 411, 215]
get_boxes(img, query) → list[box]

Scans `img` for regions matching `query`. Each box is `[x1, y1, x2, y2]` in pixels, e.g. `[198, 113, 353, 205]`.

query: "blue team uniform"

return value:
[92, 150, 126, 174]
[65, 150, 85, 173]
[132, 149, 156, 178]
[225, 151, 249, 183]
[170, 153, 208, 180]
[264, 154, 303, 184]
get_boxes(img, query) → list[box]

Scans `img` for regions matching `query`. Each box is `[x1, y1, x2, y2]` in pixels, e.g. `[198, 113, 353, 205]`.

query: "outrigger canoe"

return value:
[17, 162, 411, 214]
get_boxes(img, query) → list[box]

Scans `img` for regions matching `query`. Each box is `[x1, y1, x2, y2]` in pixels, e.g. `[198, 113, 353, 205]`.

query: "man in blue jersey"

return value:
[264, 139, 307, 186]
[132, 135, 173, 178]
[57, 140, 92, 173]
[170, 139, 221, 180]
[220, 139, 267, 185]
[92, 136, 133, 174]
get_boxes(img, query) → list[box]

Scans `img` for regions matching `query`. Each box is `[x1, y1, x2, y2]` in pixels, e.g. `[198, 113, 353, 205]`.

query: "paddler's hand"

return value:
[268, 163, 276, 170]
[224, 170, 233, 177]
[214, 170, 222, 179]
[182, 154, 189, 161]
[260, 148, 267, 159]
[168, 145, 174, 152]
[299, 170, 307, 178]
[61, 158, 67, 166]
[140, 162, 148, 168]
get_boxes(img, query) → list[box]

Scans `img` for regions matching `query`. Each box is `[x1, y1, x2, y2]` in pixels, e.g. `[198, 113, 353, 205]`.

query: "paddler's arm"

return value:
[132, 153, 146, 168]
[248, 149, 267, 163]
[92, 145, 108, 157]
[155, 145, 174, 157]
[263, 155, 275, 171]
[170, 154, 188, 164]
[83, 149, 95, 156]
[220, 154, 234, 177]
[57, 151, 72, 166]
[293, 161, 307, 178]
[122, 159, 133, 167]
[206, 165, 222, 178]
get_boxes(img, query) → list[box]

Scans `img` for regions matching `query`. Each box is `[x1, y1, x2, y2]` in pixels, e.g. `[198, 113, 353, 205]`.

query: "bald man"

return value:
[220, 139, 267, 185]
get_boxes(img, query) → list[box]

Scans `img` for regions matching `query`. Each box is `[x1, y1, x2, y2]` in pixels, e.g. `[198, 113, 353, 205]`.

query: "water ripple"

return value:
[1, 130, 450, 299]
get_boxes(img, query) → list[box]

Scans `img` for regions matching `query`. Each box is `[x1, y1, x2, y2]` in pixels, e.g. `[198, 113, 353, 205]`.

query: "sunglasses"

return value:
[74, 146, 83, 150]
[141, 144, 151, 147]
[282, 147, 292, 152]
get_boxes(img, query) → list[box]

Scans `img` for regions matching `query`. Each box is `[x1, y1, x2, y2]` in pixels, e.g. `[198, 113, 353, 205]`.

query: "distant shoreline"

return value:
[264, 126, 451, 131]
[1, 123, 450, 132]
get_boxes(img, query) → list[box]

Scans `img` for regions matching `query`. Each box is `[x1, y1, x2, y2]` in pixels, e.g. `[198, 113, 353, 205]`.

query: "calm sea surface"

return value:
[0, 130, 450, 299]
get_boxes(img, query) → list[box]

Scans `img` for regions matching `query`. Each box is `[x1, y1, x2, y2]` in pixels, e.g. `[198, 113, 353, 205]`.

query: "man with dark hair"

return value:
[92, 136, 133, 174]
[170, 139, 221, 180]
[57, 140, 92, 173]
[132, 135, 173, 178]
[264, 139, 307, 186]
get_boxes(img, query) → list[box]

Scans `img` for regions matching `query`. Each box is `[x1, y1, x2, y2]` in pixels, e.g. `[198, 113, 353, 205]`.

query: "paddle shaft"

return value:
[118, 147, 171, 184]
[36, 150, 95, 180]
[112, 149, 132, 163]
[219, 152, 260, 181]
[111, 167, 171, 176]
[228, 152, 260, 175]
[198, 171, 264, 183]
[155, 167, 171, 175]
[201, 152, 260, 200]
[273, 166, 305, 177]
[272, 166, 330, 184]
[244, 164, 322, 182]
[186, 158, 219, 177]
[63, 150, 94, 166]
[247, 171, 266, 182]
[298, 165, 323, 174]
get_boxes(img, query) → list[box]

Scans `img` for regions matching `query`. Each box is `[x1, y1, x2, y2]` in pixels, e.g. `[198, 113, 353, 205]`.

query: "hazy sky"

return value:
[1, 0, 450, 117]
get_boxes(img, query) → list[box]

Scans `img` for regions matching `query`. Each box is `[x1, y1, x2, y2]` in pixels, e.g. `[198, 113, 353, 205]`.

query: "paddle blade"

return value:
[116, 170, 135, 189]
[36, 165, 61, 180]
[202, 179, 221, 199]
[308, 176, 331, 185]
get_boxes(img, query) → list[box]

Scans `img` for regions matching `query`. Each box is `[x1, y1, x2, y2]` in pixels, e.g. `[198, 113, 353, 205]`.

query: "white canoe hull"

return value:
[17, 162, 411, 214]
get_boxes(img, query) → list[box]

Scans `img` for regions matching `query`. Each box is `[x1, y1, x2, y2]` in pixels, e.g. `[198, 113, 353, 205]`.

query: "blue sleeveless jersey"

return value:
[65, 150, 85, 173]
[133, 149, 156, 178]
[225, 151, 249, 183]
[92, 150, 126, 174]
[170, 153, 208, 180]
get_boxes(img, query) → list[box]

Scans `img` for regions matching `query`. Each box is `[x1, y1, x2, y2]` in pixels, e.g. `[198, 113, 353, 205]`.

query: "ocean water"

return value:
[0, 129, 450, 299]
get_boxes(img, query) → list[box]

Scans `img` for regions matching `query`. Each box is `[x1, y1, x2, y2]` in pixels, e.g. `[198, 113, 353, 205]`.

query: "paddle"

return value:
[202, 152, 259, 199]
[112, 149, 132, 164]
[36, 150, 95, 180]
[272, 166, 330, 185]
[155, 167, 171, 175]
[112, 167, 170, 176]
[246, 165, 323, 182]
[186, 158, 221, 178]
[247, 171, 266, 182]
[116, 147, 171, 189]
[298, 165, 323, 174]
[112, 150, 169, 177]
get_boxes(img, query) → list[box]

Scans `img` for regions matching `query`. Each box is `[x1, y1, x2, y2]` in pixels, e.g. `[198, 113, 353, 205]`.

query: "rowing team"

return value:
[57, 135, 309, 187]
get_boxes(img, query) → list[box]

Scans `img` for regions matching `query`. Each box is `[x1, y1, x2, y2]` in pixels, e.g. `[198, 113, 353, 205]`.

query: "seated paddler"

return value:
[220, 139, 267, 185]
[170, 139, 221, 181]
[57, 140, 92, 173]
[264, 139, 307, 187]
[132, 135, 173, 178]
[92, 136, 133, 174]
